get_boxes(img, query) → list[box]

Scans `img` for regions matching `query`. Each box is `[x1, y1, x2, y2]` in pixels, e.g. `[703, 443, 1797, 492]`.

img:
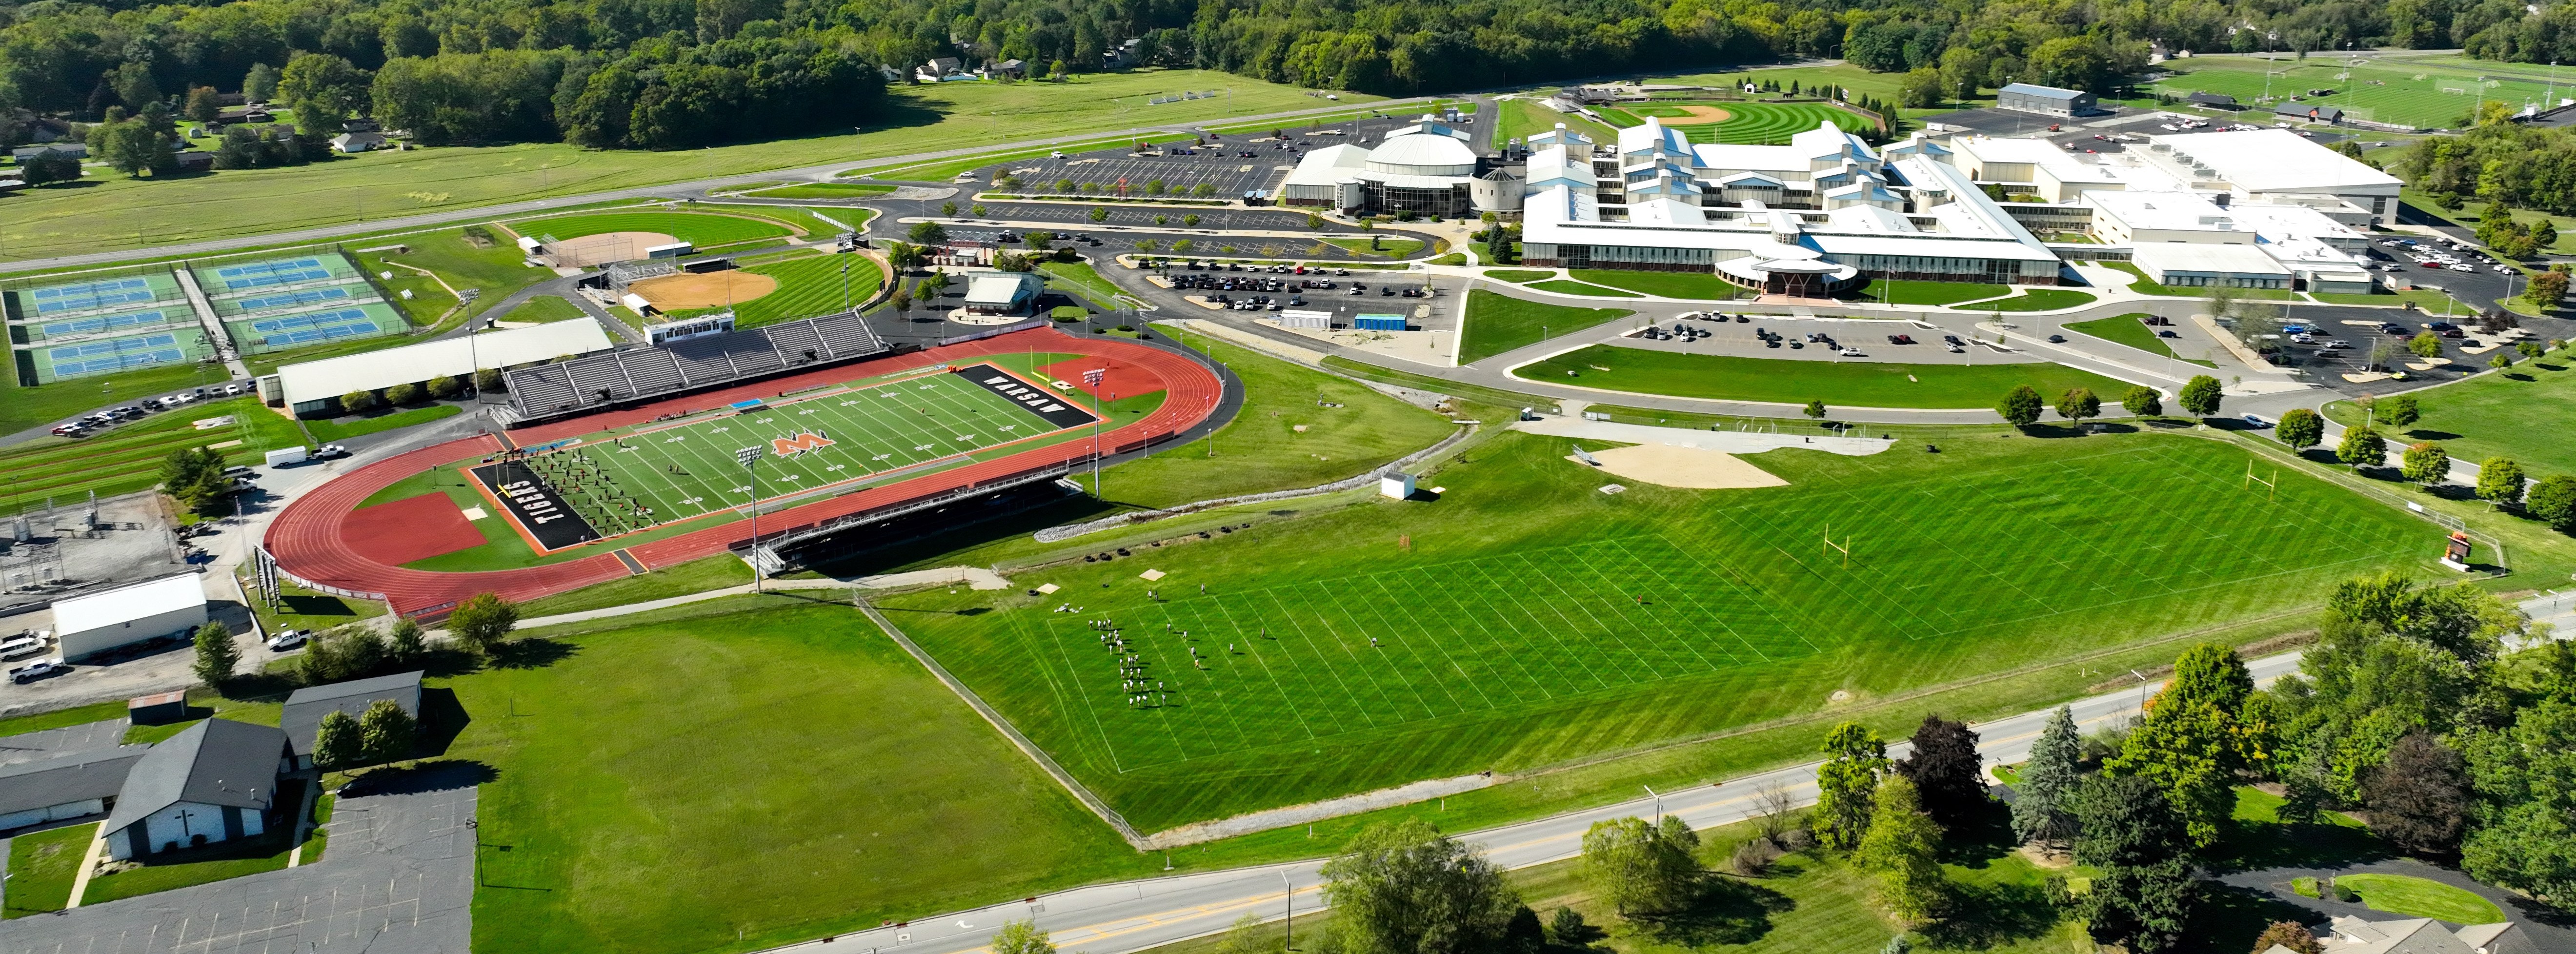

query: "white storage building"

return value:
[54, 573, 208, 660]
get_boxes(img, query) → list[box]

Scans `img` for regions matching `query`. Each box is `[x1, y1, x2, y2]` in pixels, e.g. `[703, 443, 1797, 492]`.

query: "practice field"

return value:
[2151, 56, 2560, 129]
[886, 430, 2431, 829]
[1595, 101, 1871, 144]
[473, 359, 1124, 549]
[511, 210, 796, 247]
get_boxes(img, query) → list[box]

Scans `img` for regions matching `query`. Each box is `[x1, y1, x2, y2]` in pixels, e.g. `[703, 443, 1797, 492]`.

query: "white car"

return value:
[8, 658, 63, 683]
[266, 629, 311, 651]
[2452, 264, 2476, 272]
[0, 635, 44, 660]
[1837, 348, 1866, 357]
[313, 444, 350, 459]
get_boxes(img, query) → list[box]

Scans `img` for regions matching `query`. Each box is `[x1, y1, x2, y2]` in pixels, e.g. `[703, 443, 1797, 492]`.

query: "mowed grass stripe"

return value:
[511, 211, 793, 246]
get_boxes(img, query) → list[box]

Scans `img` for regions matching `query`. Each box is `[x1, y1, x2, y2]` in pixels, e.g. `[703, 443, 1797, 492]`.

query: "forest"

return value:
[0, 0, 2559, 152]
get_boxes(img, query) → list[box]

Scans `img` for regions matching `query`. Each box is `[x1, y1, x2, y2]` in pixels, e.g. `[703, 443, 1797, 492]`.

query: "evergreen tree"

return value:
[2011, 706, 2082, 849]
[191, 622, 238, 687]
[1816, 722, 1890, 852]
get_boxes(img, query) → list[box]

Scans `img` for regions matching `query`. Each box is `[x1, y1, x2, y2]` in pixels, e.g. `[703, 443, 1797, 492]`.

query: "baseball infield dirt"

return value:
[1567, 443, 1786, 489]
[1655, 104, 1733, 125]
[551, 231, 679, 267]
[628, 270, 779, 310]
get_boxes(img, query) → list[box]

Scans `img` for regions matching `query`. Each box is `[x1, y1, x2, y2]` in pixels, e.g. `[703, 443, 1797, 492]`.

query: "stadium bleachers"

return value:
[503, 311, 885, 420]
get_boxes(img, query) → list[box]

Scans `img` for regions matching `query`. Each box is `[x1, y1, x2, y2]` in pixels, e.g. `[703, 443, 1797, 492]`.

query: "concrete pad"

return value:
[1567, 444, 1787, 489]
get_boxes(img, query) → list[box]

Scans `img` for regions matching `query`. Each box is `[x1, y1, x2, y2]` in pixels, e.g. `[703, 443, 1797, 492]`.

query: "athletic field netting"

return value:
[23, 329, 210, 382]
[5, 272, 185, 320]
[477, 361, 1124, 547]
[18, 305, 197, 344]
[192, 254, 359, 292]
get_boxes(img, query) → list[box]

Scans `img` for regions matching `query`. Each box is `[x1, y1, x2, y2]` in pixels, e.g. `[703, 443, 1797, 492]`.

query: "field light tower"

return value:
[737, 445, 764, 592]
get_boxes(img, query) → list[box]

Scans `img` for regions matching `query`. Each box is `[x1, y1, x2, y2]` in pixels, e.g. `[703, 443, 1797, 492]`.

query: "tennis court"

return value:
[230, 302, 405, 350]
[211, 284, 363, 317]
[25, 330, 208, 381]
[193, 253, 360, 293]
[8, 272, 185, 318]
[23, 306, 197, 343]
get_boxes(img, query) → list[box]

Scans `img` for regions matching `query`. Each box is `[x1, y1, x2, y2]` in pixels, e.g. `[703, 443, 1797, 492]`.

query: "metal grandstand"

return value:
[501, 310, 887, 422]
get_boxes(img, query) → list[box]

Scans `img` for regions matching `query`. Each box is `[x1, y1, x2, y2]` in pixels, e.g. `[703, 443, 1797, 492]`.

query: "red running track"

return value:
[265, 328, 1222, 616]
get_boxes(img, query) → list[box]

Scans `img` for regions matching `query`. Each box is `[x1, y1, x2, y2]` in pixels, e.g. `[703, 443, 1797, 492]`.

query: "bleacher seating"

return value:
[502, 310, 886, 421]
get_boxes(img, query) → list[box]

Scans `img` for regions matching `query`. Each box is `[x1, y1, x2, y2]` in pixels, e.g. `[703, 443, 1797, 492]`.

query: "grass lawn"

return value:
[1493, 97, 1619, 145]
[2334, 874, 2506, 924]
[353, 226, 555, 332]
[881, 428, 2428, 831]
[1965, 289, 2097, 312]
[1038, 259, 1129, 309]
[1527, 279, 1644, 298]
[303, 403, 464, 443]
[0, 701, 127, 737]
[1324, 238, 1429, 259]
[2063, 315, 2217, 367]
[498, 295, 585, 324]
[2148, 56, 2551, 129]
[2, 823, 95, 918]
[0, 70, 1358, 260]
[80, 803, 300, 905]
[0, 360, 232, 436]
[744, 182, 895, 200]
[1098, 330, 1457, 509]
[2319, 349, 2576, 472]
[726, 252, 883, 327]
[237, 568, 392, 636]
[1459, 290, 1635, 364]
[305, 792, 336, 862]
[1570, 269, 1744, 300]
[1516, 345, 2130, 410]
[459, 597, 1143, 954]
[507, 210, 796, 246]
[1859, 280, 2009, 306]
[517, 553, 753, 617]
[0, 395, 308, 517]
[2311, 287, 2472, 310]
[1485, 269, 1557, 283]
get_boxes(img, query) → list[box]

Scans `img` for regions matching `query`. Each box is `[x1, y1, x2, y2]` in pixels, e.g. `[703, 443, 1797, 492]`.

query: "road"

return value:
[760, 650, 2318, 954]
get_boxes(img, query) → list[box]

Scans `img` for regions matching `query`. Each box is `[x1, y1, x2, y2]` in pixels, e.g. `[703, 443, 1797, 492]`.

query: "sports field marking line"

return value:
[1599, 537, 1750, 670]
[1298, 580, 1445, 725]
[1362, 573, 1501, 714]
[1142, 601, 1262, 756]
[1515, 547, 1675, 684]
[1260, 589, 1388, 733]
[1460, 557, 1625, 693]
[1329, 577, 1468, 722]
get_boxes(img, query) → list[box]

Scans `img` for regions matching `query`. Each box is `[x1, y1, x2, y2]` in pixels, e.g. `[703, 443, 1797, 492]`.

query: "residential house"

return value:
[331, 131, 389, 153]
[2187, 91, 2242, 110]
[916, 57, 966, 82]
[982, 59, 1027, 80]
[2261, 914, 2536, 954]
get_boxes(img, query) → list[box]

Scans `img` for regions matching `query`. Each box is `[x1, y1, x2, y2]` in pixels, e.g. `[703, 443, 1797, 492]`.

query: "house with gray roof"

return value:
[2260, 915, 2537, 954]
[103, 719, 292, 860]
[0, 746, 145, 832]
[281, 670, 423, 769]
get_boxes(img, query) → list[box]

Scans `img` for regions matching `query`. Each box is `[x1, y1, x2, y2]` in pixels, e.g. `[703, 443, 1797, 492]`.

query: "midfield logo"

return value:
[770, 431, 835, 455]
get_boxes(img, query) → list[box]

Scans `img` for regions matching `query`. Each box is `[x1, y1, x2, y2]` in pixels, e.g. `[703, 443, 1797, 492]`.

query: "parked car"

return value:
[8, 659, 64, 683]
[313, 444, 350, 459]
[2047, 334, 2067, 343]
[1836, 347, 1865, 357]
[266, 629, 311, 651]
[0, 635, 45, 660]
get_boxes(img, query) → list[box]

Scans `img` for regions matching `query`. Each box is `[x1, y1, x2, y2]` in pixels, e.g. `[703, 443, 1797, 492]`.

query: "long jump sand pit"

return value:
[550, 231, 679, 267]
[1644, 104, 1732, 125]
[628, 270, 779, 310]
[1568, 443, 1786, 489]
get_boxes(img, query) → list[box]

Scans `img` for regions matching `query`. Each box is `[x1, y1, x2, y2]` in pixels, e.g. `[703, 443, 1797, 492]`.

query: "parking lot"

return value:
[966, 110, 1466, 201]
[1605, 312, 2051, 365]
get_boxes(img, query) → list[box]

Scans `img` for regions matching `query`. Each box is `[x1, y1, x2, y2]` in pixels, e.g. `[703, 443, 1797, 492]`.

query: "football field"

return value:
[484, 361, 1109, 546]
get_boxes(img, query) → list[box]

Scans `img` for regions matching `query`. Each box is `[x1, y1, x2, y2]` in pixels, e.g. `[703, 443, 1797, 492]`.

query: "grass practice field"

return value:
[1568, 269, 1743, 300]
[0, 396, 307, 516]
[2323, 349, 2576, 473]
[510, 210, 794, 246]
[1593, 101, 1872, 144]
[2151, 54, 2560, 129]
[1460, 289, 1633, 364]
[1516, 345, 2132, 409]
[884, 429, 2430, 830]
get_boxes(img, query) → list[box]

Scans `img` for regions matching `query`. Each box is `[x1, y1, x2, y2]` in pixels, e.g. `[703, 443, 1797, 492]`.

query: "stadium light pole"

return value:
[737, 446, 764, 593]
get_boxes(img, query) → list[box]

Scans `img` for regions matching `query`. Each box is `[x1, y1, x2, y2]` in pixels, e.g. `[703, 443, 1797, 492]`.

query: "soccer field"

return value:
[887, 431, 2430, 829]
[483, 360, 1113, 548]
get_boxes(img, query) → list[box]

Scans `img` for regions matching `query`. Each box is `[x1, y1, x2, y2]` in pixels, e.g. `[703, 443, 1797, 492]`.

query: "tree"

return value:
[2363, 732, 2469, 856]
[2531, 268, 2570, 309]
[2275, 407, 2324, 449]
[161, 445, 231, 515]
[2474, 457, 2526, 508]
[1183, 214, 1202, 227]
[1193, 183, 1217, 198]
[1088, 206, 1109, 223]
[907, 221, 949, 245]
[93, 119, 169, 177]
[447, 592, 520, 657]
[1803, 400, 1827, 421]
[1895, 714, 1985, 830]
[2401, 443, 2452, 486]
[2178, 375, 2223, 417]
[1996, 385, 2043, 427]
[191, 622, 239, 687]
[313, 709, 362, 770]
[244, 62, 281, 102]
[2491, 352, 2514, 371]
[1897, 67, 1944, 109]
[2073, 774, 2194, 952]
[1815, 722, 1890, 852]
[184, 85, 222, 124]
[385, 382, 421, 405]
[342, 389, 377, 413]
[359, 697, 417, 764]
[2012, 706, 2082, 850]
[2122, 385, 2163, 419]
[2378, 394, 2421, 428]
[1321, 818, 1521, 954]
[990, 918, 1054, 954]
[20, 150, 82, 186]
[1854, 775, 1944, 926]
[2336, 426, 2386, 469]
[2251, 921, 2324, 954]
[890, 286, 913, 314]
[2409, 331, 2444, 359]
[427, 376, 463, 400]
[389, 617, 426, 660]
[2529, 475, 2576, 529]
[278, 53, 370, 126]
[475, 368, 504, 393]
[1580, 816, 1700, 916]
[2084, 859, 2197, 954]
[2054, 387, 2100, 427]
[2105, 643, 2261, 848]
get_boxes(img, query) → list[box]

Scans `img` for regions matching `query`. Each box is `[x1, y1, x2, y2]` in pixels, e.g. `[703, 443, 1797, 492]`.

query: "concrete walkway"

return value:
[500, 565, 1011, 633]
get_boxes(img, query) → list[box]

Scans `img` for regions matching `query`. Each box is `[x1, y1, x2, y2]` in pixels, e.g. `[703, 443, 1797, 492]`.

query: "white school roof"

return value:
[1280, 143, 1371, 190]
[2143, 129, 2401, 194]
[53, 574, 204, 637]
[2131, 241, 2293, 277]
[275, 320, 613, 408]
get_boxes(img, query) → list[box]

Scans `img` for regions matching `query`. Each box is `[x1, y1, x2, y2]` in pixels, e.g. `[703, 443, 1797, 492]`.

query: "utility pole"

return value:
[737, 446, 764, 592]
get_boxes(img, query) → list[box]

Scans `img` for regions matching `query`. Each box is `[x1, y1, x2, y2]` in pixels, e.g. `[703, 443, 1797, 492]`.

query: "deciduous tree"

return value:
[990, 919, 1054, 954]
[1896, 714, 1985, 830]
[447, 592, 520, 657]
[2106, 643, 2262, 848]
[2178, 375, 2223, 417]
[278, 53, 370, 126]
[2055, 387, 2100, 426]
[2401, 443, 2452, 486]
[2378, 394, 2421, 428]
[1816, 722, 1890, 852]
[1580, 815, 1701, 916]
[313, 709, 361, 770]
[2122, 385, 2163, 418]
[358, 697, 416, 764]
[2251, 921, 2324, 954]
[2336, 426, 2386, 469]
[2529, 475, 2576, 529]
[2363, 731, 2470, 856]
[389, 617, 426, 660]
[2275, 407, 2324, 449]
[1321, 819, 1521, 954]
[1997, 385, 2043, 427]
[1855, 775, 1944, 926]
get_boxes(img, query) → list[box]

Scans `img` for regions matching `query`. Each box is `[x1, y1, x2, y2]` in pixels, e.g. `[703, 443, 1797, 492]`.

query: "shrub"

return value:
[383, 382, 421, 405]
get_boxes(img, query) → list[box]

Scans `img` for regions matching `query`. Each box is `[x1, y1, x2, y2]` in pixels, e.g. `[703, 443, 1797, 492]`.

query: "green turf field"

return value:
[1963, 289, 2097, 311]
[2323, 349, 2576, 472]
[2150, 55, 2554, 129]
[1459, 290, 1633, 364]
[1515, 345, 2130, 409]
[1568, 269, 1744, 300]
[509, 210, 795, 246]
[882, 429, 2429, 830]
[725, 253, 885, 327]
[498, 359, 1136, 543]
[0, 396, 307, 515]
[1593, 101, 1872, 144]
[1492, 97, 1620, 146]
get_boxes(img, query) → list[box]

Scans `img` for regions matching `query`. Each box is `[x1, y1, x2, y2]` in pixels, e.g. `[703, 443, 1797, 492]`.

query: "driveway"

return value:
[0, 764, 479, 954]
[2218, 857, 2576, 953]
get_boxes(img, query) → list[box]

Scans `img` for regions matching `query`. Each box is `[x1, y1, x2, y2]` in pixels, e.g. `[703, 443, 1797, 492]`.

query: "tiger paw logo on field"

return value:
[770, 432, 835, 455]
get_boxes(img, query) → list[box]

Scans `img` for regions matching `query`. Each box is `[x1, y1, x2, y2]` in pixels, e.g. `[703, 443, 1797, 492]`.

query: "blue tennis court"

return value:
[28, 278, 157, 315]
[38, 307, 189, 339]
[227, 285, 356, 313]
[211, 257, 333, 290]
[45, 333, 185, 375]
[250, 307, 380, 346]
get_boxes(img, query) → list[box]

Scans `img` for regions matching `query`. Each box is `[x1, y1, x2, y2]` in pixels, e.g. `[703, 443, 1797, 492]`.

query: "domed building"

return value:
[1278, 120, 1489, 217]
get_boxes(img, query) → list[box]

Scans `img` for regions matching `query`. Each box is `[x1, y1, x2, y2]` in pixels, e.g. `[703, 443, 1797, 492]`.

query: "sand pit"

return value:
[549, 231, 678, 267]
[1650, 104, 1733, 125]
[628, 270, 778, 309]
[1567, 443, 1787, 489]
